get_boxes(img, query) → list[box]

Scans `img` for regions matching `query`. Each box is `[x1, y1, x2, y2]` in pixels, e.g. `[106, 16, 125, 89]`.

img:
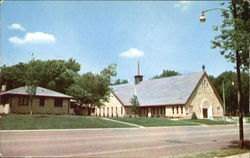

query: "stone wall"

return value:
[186, 75, 224, 119]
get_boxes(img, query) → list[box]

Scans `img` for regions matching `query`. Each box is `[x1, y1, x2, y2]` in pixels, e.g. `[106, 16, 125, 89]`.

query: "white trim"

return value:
[200, 98, 213, 119]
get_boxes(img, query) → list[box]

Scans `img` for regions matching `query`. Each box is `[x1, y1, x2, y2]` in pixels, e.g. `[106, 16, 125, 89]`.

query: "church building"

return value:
[95, 63, 224, 119]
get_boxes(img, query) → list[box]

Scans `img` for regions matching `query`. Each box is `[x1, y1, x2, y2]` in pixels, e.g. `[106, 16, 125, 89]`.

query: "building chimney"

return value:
[1, 84, 6, 92]
[134, 61, 143, 84]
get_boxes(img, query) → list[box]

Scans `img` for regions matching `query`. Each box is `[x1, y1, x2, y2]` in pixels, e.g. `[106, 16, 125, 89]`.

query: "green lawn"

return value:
[0, 114, 132, 130]
[112, 117, 198, 127]
[173, 148, 250, 158]
[180, 119, 234, 125]
[246, 117, 250, 123]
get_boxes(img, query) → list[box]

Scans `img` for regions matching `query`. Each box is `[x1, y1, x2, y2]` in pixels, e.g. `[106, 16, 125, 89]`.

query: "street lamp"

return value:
[199, 8, 228, 23]
[199, 5, 245, 148]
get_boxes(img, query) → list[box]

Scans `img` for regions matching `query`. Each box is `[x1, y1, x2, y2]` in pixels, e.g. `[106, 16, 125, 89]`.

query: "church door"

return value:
[203, 108, 208, 118]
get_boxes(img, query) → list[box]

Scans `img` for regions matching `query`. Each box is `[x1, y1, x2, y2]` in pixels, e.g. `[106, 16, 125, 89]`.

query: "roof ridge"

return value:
[140, 71, 204, 84]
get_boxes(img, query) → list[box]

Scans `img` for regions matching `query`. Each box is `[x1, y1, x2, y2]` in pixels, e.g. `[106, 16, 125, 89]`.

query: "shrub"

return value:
[191, 112, 198, 120]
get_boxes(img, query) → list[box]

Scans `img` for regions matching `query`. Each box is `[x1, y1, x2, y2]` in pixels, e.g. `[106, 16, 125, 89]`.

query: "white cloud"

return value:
[120, 48, 144, 58]
[8, 23, 26, 31]
[173, 1, 191, 11]
[9, 32, 56, 45]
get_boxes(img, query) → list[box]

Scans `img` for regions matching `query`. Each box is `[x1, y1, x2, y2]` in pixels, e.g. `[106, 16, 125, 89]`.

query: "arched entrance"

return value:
[200, 99, 213, 119]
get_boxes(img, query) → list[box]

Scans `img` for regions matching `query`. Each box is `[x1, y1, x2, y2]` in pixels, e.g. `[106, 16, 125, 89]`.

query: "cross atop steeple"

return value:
[134, 60, 143, 84]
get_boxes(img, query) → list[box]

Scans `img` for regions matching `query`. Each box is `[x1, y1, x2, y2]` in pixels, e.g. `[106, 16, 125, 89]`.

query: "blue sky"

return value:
[1, 1, 234, 83]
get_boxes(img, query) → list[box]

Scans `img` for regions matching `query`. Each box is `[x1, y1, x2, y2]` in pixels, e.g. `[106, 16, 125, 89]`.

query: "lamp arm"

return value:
[202, 8, 229, 13]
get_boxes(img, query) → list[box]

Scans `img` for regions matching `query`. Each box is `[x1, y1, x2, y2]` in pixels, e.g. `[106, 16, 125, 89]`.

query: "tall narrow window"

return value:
[189, 105, 193, 112]
[177, 106, 179, 114]
[181, 106, 183, 114]
[172, 106, 174, 114]
[116, 107, 118, 117]
[107, 107, 109, 117]
[39, 97, 45, 106]
[121, 107, 123, 115]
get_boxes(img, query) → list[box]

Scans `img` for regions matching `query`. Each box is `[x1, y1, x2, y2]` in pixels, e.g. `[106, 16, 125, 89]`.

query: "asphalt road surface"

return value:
[1, 124, 250, 157]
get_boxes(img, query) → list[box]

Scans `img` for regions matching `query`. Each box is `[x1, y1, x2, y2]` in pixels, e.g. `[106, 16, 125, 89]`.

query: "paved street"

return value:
[1, 124, 250, 157]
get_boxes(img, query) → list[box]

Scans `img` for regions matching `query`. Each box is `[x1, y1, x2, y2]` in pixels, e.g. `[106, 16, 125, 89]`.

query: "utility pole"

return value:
[232, 0, 244, 149]
[222, 81, 226, 116]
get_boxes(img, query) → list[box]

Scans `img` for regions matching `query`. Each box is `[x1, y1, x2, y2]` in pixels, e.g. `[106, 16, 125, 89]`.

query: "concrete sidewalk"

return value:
[101, 117, 145, 128]
[222, 152, 250, 158]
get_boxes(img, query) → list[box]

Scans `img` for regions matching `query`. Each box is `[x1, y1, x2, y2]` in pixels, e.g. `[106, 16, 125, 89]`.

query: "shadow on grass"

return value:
[224, 139, 250, 150]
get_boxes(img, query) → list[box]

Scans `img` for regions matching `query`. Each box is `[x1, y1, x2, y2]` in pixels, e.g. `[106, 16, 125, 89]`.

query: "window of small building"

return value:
[1, 96, 9, 104]
[111, 107, 113, 117]
[172, 106, 174, 114]
[181, 106, 183, 114]
[121, 107, 123, 115]
[176, 106, 179, 114]
[54, 98, 63, 107]
[107, 107, 109, 117]
[39, 97, 45, 106]
[19, 96, 29, 106]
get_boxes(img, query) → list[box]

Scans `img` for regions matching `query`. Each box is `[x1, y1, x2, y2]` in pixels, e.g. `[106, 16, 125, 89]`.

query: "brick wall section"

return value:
[10, 96, 69, 114]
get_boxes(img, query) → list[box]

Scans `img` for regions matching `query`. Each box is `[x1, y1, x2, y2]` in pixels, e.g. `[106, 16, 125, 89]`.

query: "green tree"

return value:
[152, 70, 181, 79]
[67, 65, 117, 115]
[211, 0, 249, 148]
[112, 79, 129, 85]
[209, 71, 249, 116]
[25, 58, 39, 115]
[100, 64, 117, 84]
[130, 95, 140, 118]
[0, 58, 81, 94]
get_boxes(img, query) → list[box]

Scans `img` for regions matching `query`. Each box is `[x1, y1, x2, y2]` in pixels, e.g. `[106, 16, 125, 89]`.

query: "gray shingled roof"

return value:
[0, 86, 73, 98]
[111, 72, 205, 107]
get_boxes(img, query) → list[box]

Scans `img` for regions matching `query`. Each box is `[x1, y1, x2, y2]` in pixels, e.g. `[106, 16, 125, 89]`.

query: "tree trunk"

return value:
[236, 51, 244, 149]
[29, 95, 33, 116]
